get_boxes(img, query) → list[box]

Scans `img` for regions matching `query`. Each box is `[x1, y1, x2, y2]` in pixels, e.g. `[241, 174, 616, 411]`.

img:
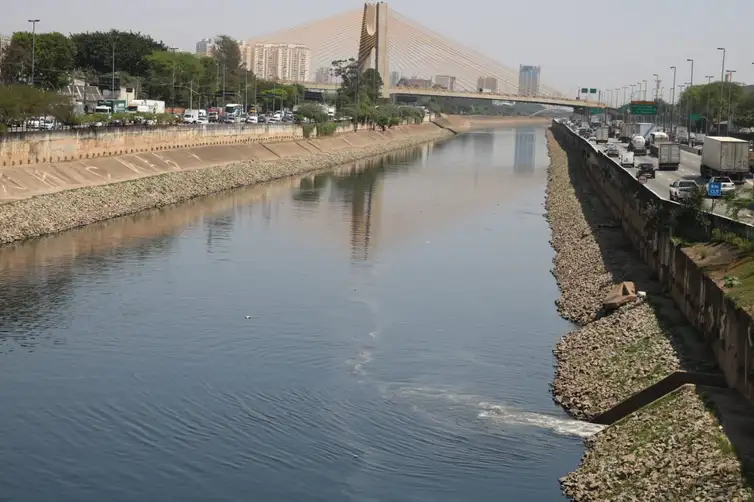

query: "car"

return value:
[636, 162, 655, 180]
[669, 180, 698, 201]
[605, 144, 619, 157]
[705, 176, 735, 197]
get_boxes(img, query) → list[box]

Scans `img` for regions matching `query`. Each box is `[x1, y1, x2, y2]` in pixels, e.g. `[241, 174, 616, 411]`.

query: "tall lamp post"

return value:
[705, 75, 714, 134]
[686, 58, 694, 138]
[669, 66, 677, 132]
[727, 70, 736, 134]
[28, 19, 40, 86]
[717, 48, 726, 133]
[169, 47, 177, 111]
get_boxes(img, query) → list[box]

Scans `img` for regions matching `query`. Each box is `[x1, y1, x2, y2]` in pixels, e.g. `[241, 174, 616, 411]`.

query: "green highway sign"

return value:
[581, 88, 588, 93]
[589, 88, 597, 94]
[690, 113, 703, 121]
[589, 108, 603, 114]
[630, 102, 658, 115]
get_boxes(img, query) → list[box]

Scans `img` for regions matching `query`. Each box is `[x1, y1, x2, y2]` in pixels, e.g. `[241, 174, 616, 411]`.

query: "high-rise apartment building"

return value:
[238, 41, 253, 70]
[477, 76, 498, 93]
[195, 38, 216, 57]
[251, 43, 310, 82]
[390, 71, 400, 86]
[434, 75, 456, 91]
[315, 67, 332, 84]
[518, 65, 541, 96]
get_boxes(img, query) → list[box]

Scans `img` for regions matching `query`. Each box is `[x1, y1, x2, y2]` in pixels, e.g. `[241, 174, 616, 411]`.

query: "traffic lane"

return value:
[599, 141, 751, 220]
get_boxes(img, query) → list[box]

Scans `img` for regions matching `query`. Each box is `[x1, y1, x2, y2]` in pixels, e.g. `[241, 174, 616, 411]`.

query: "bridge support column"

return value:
[358, 2, 390, 99]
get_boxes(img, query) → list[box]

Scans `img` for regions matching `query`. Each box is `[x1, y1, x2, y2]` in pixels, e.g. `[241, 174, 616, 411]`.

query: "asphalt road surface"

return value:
[593, 137, 754, 223]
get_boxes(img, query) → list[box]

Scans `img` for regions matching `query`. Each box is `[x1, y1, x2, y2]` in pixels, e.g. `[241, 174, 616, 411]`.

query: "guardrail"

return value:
[552, 120, 754, 241]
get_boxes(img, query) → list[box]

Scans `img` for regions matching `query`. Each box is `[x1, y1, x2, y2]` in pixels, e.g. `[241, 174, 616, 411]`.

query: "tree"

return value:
[143, 50, 204, 107]
[361, 68, 383, 104]
[0, 31, 75, 89]
[295, 103, 327, 123]
[70, 30, 167, 78]
[213, 35, 242, 91]
[0, 85, 72, 125]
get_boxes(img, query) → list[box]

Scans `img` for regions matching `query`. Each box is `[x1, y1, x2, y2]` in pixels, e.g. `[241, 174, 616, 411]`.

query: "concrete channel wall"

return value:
[551, 120, 754, 403]
[0, 122, 371, 167]
[0, 124, 440, 202]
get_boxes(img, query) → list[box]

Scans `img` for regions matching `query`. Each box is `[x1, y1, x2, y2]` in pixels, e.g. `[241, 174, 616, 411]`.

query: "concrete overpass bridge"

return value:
[247, 2, 603, 110]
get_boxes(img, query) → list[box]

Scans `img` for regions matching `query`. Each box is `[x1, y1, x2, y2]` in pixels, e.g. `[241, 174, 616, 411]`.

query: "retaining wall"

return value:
[551, 120, 754, 403]
[0, 121, 395, 167]
[0, 123, 442, 202]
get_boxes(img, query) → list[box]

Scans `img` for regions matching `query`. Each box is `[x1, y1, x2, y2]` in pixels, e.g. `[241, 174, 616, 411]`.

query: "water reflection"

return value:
[515, 127, 537, 175]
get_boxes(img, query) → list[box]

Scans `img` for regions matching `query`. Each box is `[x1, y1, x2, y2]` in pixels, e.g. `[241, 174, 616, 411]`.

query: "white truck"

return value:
[620, 151, 635, 167]
[127, 99, 165, 114]
[619, 123, 633, 142]
[629, 135, 647, 155]
[183, 109, 208, 124]
[650, 143, 681, 170]
[700, 136, 750, 182]
[595, 125, 609, 144]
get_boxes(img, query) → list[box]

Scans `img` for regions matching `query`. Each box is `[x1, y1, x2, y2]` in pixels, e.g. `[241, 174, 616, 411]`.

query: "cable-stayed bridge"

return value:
[246, 2, 602, 109]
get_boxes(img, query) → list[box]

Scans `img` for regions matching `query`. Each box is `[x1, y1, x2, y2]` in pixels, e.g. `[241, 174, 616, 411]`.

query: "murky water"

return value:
[0, 126, 600, 502]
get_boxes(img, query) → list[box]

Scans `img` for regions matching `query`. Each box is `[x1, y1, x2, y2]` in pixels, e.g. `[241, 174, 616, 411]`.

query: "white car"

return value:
[705, 176, 735, 198]
[669, 180, 698, 201]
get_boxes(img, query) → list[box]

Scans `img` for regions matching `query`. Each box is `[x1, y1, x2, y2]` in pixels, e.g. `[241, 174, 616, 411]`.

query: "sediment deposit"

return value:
[545, 130, 752, 500]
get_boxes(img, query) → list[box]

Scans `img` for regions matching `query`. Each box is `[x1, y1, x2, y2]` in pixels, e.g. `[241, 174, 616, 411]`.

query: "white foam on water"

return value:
[477, 402, 605, 438]
[384, 386, 604, 438]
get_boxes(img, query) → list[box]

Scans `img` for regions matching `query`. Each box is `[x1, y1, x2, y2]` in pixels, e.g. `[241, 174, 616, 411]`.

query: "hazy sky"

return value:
[4, 0, 754, 99]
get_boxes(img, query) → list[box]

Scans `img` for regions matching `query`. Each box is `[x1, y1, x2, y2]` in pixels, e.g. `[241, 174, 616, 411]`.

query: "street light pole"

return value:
[669, 66, 677, 132]
[727, 70, 736, 134]
[686, 58, 694, 138]
[27, 19, 40, 86]
[169, 47, 177, 111]
[705, 75, 714, 135]
[642, 80, 648, 100]
[717, 48, 726, 133]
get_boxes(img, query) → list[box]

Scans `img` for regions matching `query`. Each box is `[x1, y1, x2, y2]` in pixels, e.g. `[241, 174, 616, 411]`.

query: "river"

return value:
[0, 126, 601, 502]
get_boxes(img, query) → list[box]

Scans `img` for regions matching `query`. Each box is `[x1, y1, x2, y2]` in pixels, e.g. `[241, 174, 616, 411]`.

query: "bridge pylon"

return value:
[358, 2, 390, 99]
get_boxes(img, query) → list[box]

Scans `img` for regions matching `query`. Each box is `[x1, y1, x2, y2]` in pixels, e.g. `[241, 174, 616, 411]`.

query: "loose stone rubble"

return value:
[0, 128, 452, 245]
[545, 130, 753, 500]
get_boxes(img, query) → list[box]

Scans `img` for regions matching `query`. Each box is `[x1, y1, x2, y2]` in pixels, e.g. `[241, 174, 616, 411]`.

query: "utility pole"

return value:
[215, 63, 220, 108]
[705, 75, 714, 135]
[727, 70, 736, 134]
[244, 69, 248, 112]
[28, 19, 40, 86]
[222, 64, 226, 108]
[111, 39, 116, 99]
[686, 58, 694, 139]
[189, 80, 194, 110]
[169, 47, 177, 111]
[669, 66, 676, 134]
[717, 48, 726, 133]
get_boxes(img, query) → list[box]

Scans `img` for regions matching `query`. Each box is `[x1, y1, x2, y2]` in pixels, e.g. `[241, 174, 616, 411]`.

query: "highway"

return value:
[592, 136, 754, 223]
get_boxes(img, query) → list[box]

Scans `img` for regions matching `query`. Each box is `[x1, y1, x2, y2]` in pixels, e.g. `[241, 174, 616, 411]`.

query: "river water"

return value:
[0, 126, 601, 502]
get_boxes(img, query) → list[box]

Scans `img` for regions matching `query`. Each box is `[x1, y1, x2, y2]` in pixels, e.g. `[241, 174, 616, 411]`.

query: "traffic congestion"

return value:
[562, 117, 754, 221]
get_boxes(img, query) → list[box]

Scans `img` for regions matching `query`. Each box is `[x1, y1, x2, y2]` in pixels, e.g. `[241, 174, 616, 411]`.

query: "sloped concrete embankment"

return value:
[0, 124, 452, 245]
[545, 130, 753, 500]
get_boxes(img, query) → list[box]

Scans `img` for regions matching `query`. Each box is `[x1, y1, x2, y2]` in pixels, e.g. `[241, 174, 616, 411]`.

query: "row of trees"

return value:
[0, 30, 306, 110]
[676, 81, 754, 129]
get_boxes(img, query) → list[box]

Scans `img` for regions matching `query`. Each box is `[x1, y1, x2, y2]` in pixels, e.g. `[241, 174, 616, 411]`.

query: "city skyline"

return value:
[3, 0, 754, 97]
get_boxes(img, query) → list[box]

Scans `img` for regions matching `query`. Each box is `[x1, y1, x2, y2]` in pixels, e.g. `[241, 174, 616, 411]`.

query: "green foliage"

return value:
[711, 228, 754, 255]
[0, 85, 72, 123]
[296, 103, 327, 123]
[302, 123, 315, 138]
[143, 50, 205, 107]
[317, 122, 337, 136]
[0, 31, 75, 89]
[677, 81, 754, 129]
[69, 30, 167, 77]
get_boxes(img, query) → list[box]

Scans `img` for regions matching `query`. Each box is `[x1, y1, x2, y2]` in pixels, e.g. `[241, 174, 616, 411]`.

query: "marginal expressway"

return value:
[594, 137, 754, 223]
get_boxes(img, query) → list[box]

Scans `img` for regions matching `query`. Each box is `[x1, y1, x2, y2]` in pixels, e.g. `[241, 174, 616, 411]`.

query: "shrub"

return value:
[317, 122, 337, 136]
[302, 123, 315, 138]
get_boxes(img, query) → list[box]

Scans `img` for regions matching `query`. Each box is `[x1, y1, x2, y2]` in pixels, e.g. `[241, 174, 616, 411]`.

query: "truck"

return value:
[96, 99, 126, 114]
[183, 109, 207, 124]
[628, 135, 647, 155]
[620, 151, 635, 167]
[207, 107, 221, 122]
[222, 103, 244, 123]
[700, 136, 750, 182]
[126, 99, 165, 114]
[595, 125, 609, 144]
[649, 142, 681, 170]
[619, 123, 633, 142]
